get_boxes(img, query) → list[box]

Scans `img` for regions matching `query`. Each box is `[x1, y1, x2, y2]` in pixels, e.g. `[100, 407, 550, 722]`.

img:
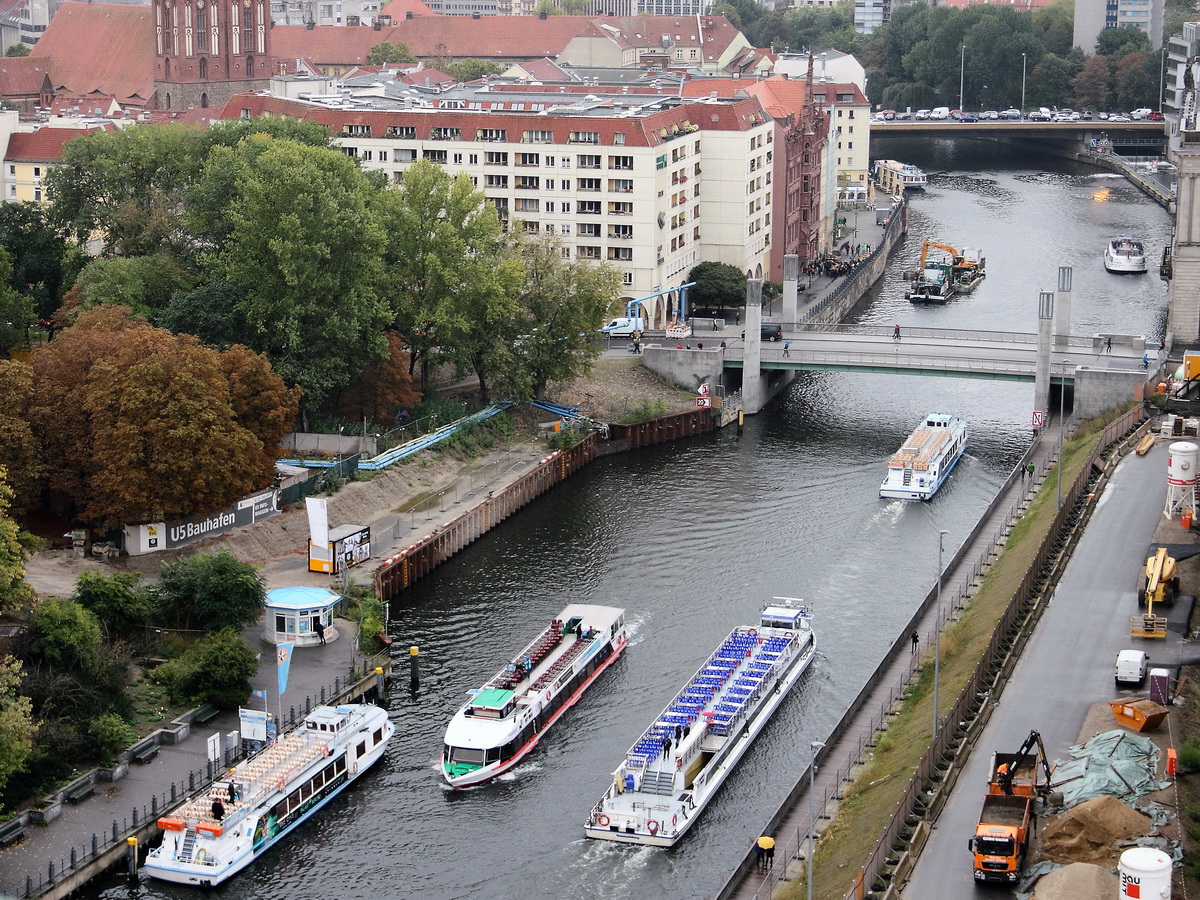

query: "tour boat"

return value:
[880, 413, 968, 501]
[142, 703, 393, 887]
[584, 598, 815, 848]
[441, 604, 627, 787]
[874, 159, 928, 195]
[1105, 236, 1148, 274]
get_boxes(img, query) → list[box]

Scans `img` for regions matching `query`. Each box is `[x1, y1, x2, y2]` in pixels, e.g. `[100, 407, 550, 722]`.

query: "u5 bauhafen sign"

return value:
[124, 490, 280, 555]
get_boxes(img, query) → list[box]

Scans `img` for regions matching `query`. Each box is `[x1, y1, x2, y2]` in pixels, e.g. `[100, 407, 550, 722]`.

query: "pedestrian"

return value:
[697, 341, 703, 350]
[713, 319, 718, 331]
[661, 736, 672, 759]
[1105, 336, 1113, 353]
[524, 655, 533, 678]
[766, 842, 775, 867]
[720, 341, 726, 350]
[318, 623, 326, 645]
[783, 339, 792, 357]
[228, 782, 238, 804]
[755, 841, 765, 868]
[1020, 465, 1026, 481]
[740, 330, 746, 341]
[675, 723, 684, 743]
[1027, 462, 1035, 479]
[910, 630, 919, 653]
[1142, 353, 1150, 369]
[211, 798, 225, 821]
[735, 312, 740, 326]
[893, 323, 901, 341]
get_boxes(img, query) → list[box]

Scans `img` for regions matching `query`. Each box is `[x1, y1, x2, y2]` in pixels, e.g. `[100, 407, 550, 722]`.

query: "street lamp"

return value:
[1057, 359, 1070, 510]
[807, 740, 826, 900]
[1021, 53, 1027, 117]
[932, 529, 949, 737]
[959, 45, 966, 112]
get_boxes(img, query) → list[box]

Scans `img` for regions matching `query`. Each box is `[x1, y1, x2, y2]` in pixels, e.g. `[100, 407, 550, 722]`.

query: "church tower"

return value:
[152, 0, 272, 111]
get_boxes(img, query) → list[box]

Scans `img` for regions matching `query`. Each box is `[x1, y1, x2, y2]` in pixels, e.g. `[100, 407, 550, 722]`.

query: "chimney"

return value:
[406, 9, 413, 16]
[539, 9, 547, 17]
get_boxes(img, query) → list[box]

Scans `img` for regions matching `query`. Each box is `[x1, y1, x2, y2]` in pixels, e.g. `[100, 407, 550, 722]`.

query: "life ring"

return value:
[597, 814, 610, 827]
[672, 814, 678, 827]
[545, 691, 552, 702]
[277, 777, 285, 791]
[747, 628, 757, 637]
[647, 820, 659, 836]
[784, 631, 793, 638]
[676, 757, 682, 769]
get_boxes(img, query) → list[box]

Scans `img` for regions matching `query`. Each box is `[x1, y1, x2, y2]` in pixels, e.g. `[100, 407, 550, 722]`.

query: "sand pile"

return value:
[1040, 796, 1151, 865]
[1031, 862, 1119, 899]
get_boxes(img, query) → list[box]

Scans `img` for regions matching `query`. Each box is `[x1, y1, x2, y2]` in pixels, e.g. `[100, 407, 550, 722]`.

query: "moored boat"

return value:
[950, 248, 986, 293]
[1105, 236, 1147, 274]
[441, 604, 627, 787]
[583, 598, 815, 848]
[905, 240, 984, 302]
[905, 264, 955, 304]
[142, 703, 393, 887]
[875, 159, 928, 195]
[880, 413, 968, 500]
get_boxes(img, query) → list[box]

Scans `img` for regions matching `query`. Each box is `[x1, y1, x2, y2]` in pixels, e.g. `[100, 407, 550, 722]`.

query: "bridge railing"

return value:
[725, 346, 1081, 377]
[775, 323, 1096, 348]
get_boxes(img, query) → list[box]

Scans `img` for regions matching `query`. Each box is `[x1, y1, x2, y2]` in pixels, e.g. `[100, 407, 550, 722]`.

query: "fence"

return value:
[9, 647, 391, 900]
[277, 455, 361, 507]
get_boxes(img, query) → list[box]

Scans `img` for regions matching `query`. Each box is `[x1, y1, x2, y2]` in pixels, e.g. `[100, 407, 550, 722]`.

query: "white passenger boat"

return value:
[142, 703, 393, 887]
[442, 604, 627, 787]
[584, 599, 815, 848]
[1105, 235, 1147, 274]
[880, 413, 968, 501]
[875, 159, 927, 194]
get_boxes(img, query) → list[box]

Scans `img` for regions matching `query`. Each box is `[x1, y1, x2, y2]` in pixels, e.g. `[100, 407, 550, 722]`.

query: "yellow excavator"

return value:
[1131, 547, 1176, 639]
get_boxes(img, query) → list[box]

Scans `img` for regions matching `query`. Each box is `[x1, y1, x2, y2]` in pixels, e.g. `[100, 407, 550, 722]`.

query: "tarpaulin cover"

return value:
[1050, 730, 1170, 807]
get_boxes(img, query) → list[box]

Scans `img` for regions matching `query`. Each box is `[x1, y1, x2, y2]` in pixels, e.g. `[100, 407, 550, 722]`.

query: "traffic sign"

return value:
[1031, 411, 1046, 428]
[696, 397, 712, 408]
[698, 383, 711, 395]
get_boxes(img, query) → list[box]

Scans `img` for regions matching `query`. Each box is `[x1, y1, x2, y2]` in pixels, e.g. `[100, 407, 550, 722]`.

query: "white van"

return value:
[930, 107, 950, 120]
[1114, 649, 1149, 686]
[1130, 108, 1153, 120]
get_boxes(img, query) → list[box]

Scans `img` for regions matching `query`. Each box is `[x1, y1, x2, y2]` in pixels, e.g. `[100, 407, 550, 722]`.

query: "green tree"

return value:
[1095, 24, 1151, 58]
[203, 138, 390, 418]
[533, 0, 559, 14]
[155, 278, 251, 348]
[0, 364, 39, 516]
[4, 44, 27, 57]
[27, 597, 103, 673]
[0, 656, 32, 801]
[1031, 1, 1073, 57]
[445, 59, 504, 81]
[1114, 50, 1158, 109]
[1073, 54, 1111, 109]
[0, 248, 34, 356]
[1031, 54, 1073, 106]
[0, 202, 82, 323]
[155, 551, 265, 633]
[367, 41, 417, 65]
[73, 253, 194, 318]
[72, 571, 153, 640]
[0, 467, 34, 613]
[87, 712, 135, 765]
[153, 629, 258, 708]
[686, 261, 747, 310]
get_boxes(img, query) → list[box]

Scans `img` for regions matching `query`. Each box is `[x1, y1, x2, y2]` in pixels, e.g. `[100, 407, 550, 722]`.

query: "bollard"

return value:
[26, 875, 31, 896]
[132, 807, 139, 827]
[70, 847, 76, 867]
[335, 676, 341, 694]
[737, 409, 744, 434]
[188, 771, 194, 791]
[49, 862, 54, 882]
[171, 782, 177, 802]
[376, 665, 386, 699]
[409, 646, 420, 690]
[127, 836, 138, 879]
[320, 686, 325, 703]
[113, 820, 119, 842]
[92, 834, 98, 856]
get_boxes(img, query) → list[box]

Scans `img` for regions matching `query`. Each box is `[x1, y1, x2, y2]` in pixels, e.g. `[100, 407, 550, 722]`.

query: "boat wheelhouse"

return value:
[442, 604, 627, 787]
[584, 599, 815, 848]
[880, 414, 968, 501]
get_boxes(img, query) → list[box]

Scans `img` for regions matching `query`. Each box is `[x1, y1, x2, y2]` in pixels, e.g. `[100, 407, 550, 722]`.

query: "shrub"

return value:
[88, 713, 135, 765]
[152, 629, 258, 708]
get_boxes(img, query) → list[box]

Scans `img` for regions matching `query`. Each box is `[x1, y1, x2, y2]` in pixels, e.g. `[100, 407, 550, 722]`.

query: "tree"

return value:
[155, 551, 265, 633]
[1031, 54, 1073, 106]
[1114, 50, 1158, 109]
[0, 364, 39, 516]
[1073, 54, 1111, 109]
[27, 597, 103, 673]
[330, 331, 422, 427]
[4, 44, 28, 57]
[367, 41, 417, 65]
[73, 253, 194, 318]
[30, 307, 287, 529]
[155, 278, 251, 348]
[1095, 24, 1151, 58]
[203, 138, 391, 418]
[0, 467, 34, 613]
[153, 629, 258, 708]
[0, 202, 82, 323]
[218, 345, 304, 484]
[71, 571, 153, 640]
[0, 656, 32, 801]
[533, 0, 560, 14]
[0, 248, 34, 356]
[686, 261, 747, 310]
[445, 59, 504, 82]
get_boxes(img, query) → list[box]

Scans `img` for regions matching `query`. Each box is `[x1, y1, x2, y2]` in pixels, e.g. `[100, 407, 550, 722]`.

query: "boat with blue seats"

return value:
[584, 599, 815, 847]
[442, 605, 627, 787]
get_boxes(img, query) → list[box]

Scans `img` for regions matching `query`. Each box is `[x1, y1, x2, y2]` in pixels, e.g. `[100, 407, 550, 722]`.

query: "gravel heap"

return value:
[1031, 862, 1119, 899]
[1040, 795, 1151, 865]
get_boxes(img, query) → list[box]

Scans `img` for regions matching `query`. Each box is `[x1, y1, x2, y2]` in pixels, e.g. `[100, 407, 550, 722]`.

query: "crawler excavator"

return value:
[1131, 547, 1176, 639]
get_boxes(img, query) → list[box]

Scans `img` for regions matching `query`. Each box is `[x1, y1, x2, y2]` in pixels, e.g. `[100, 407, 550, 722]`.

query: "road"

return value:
[902, 439, 1173, 897]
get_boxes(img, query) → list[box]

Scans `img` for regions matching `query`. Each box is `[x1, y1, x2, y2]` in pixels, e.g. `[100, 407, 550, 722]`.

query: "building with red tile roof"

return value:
[0, 55, 53, 113]
[379, 0, 436, 18]
[30, 3, 155, 108]
[4, 124, 101, 203]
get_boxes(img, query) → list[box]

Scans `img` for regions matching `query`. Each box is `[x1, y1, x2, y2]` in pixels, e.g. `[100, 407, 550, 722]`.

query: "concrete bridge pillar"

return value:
[782, 255, 799, 325]
[743, 279, 765, 413]
[1168, 148, 1200, 344]
[1054, 265, 1072, 349]
[1035, 290, 1053, 425]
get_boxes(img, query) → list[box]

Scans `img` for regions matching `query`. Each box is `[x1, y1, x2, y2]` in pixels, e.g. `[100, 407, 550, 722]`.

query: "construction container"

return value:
[1108, 698, 1169, 732]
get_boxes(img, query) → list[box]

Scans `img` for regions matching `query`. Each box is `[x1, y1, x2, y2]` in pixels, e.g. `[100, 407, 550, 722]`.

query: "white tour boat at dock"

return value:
[1105, 235, 1148, 274]
[874, 159, 928, 195]
[442, 604, 627, 787]
[584, 599, 815, 848]
[142, 703, 393, 887]
[880, 413, 968, 501]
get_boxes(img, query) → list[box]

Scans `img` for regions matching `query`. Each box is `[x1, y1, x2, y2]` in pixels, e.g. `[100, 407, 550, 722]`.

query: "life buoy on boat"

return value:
[647, 820, 659, 836]
[277, 777, 285, 791]
[597, 814, 610, 827]
[545, 691, 552, 702]
[784, 631, 793, 638]
[671, 814, 678, 827]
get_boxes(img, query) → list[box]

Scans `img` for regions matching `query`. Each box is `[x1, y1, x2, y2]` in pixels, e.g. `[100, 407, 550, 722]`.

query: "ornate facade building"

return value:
[152, 0, 272, 109]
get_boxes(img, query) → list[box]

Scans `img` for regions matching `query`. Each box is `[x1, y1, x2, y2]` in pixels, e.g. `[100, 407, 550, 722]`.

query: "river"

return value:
[97, 140, 1171, 900]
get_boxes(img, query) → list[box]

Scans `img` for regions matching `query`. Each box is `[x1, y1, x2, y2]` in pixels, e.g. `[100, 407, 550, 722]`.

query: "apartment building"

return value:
[224, 86, 774, 320]
[1074, 0, 1163, 52]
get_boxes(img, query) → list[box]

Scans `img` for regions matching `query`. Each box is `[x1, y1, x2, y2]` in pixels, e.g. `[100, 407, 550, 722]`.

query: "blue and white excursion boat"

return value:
[584, 598, 815, 847]
[1104, 235, 1148, 274]
[880, 413, 968, 501]
[142, 703, 393, 887]
[442, 604, 628, 787]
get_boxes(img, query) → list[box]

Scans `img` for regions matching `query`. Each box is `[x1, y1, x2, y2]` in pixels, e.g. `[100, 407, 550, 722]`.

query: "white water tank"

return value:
[1167, 441, 1199, 486]
[1119, 847, 1172, 899]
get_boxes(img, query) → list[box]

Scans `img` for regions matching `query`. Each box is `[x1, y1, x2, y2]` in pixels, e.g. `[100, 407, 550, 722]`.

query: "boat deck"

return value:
[887, 427, 952, 470]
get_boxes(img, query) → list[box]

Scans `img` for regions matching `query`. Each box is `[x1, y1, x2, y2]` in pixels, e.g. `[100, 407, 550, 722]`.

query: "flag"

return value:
[251, 690, 266, 700]
[277, 643, 294, 697]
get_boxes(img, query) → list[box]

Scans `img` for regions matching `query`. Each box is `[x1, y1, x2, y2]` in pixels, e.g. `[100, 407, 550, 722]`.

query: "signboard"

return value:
[696, 397, 712, 408]
[206, 731, 221, 763]
[239, 708, 268, 742]
[125, 489, 281, 555]
[1031, 411, 1047, 428]
[698, 383, 711, 395]
[310, 524, 371, 574]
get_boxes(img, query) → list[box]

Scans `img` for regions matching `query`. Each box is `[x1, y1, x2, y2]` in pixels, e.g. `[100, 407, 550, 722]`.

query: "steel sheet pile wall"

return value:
[607, 408, 716, 450]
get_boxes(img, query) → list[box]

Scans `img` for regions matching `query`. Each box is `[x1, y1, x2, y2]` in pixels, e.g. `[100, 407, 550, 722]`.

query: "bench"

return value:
[193, 704, 220, 725]
[0, 819, 24, 845]
[131, 741, 159, 764]
[65, 781, 94, 804]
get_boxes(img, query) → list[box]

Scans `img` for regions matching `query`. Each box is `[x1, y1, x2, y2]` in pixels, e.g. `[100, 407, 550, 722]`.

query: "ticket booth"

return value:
[308, 524, 370, 574]
[263, 586, 341, 646]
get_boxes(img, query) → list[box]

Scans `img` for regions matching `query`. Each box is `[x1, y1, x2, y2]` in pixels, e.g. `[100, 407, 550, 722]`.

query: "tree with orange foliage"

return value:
[31, 307, 299, 529]
[0, 360, 40, 516]
[332, 332, 421, 428]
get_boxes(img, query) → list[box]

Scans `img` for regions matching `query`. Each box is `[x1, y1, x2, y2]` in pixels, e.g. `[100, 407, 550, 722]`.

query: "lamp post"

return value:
[1057, 358, 1071, 511]
[807, 740, 826, 900]
[1160, 48, 1166, 112]
[1021, 53, 1026, 117]
[933, 529, 949, 737]
[959, 45, 966, 113]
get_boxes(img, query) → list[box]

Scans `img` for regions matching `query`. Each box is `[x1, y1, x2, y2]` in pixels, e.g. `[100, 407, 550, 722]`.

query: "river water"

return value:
[98, 141, 1171, 900]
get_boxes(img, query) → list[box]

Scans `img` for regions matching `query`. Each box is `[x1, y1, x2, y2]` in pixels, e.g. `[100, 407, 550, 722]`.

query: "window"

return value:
[545, 179, 555, 190]
[577, 245, 601, 259]
[423, 149, 447, 163]
[569, 131, 600, 145]
[515, 176, 540, 190]
[469, 154, 478, 165]
[608, 224, 633, 240]
[341, 124, 370, 137]
[34, 187, 40, 201]
[561, 156, 571, 167]
[485, 151, 508, 165]
[453, 153, 463, 164]
[517, 152, 539, 167]
[385, 125, 416, 139]
[609, 179, 633, 193]
[485, 174, 509, 188]
[515, 198, 539, 212]
[608, 201, 633, 215]
[608, 247, 632, 261]
[561, 201, 570, 213]
[477, 128, 507, 142]
[521, 220, 540, 233]
[577, 154, 601, 168]
[430, 127, 460, 141]
[561, 224, 571, 235]
[342, 147, 359, 158]
[379, 151, 388, 162]
[523, 129, 554, 143]
[622, 271, 634, 285]
[608, 155, 633, 169]
[544, 201, 555, 213]
[578, 222, 601, 236]
[32, 166, 41, 177]
[578, 200, 601, 215]
[578, 178, 601, 192]
[559, 179, 570, 191]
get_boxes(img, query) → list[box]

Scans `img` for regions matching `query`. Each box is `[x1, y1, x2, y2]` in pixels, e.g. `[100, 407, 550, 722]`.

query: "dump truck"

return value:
[970, 731, 1055, 883]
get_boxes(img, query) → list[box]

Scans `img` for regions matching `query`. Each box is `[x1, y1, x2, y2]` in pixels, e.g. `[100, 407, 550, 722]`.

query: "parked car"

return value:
[1130, 108, 1153, 119]
[1080, 109, 1094, 120]
[981, 110, 999, 120]
[1114, 649, 1149, 687]
[930, 107, 951, 119]
[958, 113, 978, 122]
[915, 109, 931, 120]
[894, 110, 912, 120]
[760, 323, 782, 342]
[999, 108, 1021, 120]
[1109, 114, 1131, 122]
[1148, 110, 1165, 121]
[880, 109, 897, 120]
[1028, 110, 1051, 121]
[1097, 111, 1110, 120]
[950, 108, 964, 119]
